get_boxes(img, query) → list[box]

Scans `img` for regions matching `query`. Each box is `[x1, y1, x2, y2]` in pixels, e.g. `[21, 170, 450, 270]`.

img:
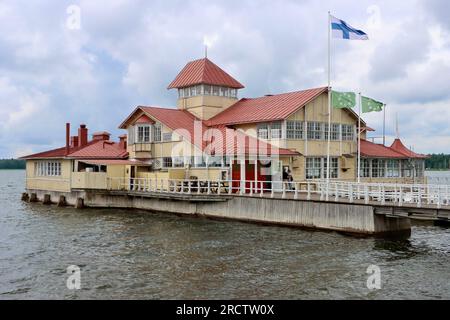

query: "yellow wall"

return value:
[71, 172, 107, 189]
[177, 95, 238, 120]
[26, 159, 72, 192]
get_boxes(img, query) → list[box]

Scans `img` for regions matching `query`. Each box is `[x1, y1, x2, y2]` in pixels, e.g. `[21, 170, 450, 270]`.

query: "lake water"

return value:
[0, 170, 449, 300]
[426, 170, 450, 185]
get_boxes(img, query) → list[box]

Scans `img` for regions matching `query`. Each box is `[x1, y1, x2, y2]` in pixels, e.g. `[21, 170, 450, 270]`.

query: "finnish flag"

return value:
[331, 15, 368, 40]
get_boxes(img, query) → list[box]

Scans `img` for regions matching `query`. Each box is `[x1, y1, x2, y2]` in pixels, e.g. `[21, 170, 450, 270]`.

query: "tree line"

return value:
[0, 159, 26, 169]
[425, 154, 450, 170]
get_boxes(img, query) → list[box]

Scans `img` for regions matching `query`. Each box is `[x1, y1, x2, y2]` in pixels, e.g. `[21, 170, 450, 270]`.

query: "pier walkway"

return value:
[105, 178, 450, 222]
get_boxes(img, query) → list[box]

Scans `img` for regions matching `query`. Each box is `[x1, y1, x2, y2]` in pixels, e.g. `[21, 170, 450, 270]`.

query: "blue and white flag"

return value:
[331, 15, 368, 40]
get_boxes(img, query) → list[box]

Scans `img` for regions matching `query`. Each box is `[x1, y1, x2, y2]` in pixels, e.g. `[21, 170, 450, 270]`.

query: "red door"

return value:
[245, 161, 255, 193]
[232, 163, 241, 193]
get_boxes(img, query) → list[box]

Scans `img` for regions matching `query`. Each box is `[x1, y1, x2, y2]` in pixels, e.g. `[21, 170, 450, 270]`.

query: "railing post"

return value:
[307, 182, 311, 201]
[399, 186, 403, 207]
[349, 184, 354, 203]
[218, 180, 221, 195]
[282, 182, 286, 199]
[228, 180, 232, 195]
[271, 182, 274, 198]
[160, 179, 163, 193]
[364, 185, 369, 204]
[250, 181, 253, 196]
[320, 182, 324, 201]
[417, 186, 422, 208]
[381, 184, 386, 205]
[334, 183, 339, 202]
[437, 187, 441, 209]
[207, 180, 211, 195]
[294, 183, 299, 200]
[445, 185, 449, 206]
[260, 182, 264, 198]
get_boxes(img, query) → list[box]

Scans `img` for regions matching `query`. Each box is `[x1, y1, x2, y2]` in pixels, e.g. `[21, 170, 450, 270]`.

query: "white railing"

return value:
[106, 178, 450, 209]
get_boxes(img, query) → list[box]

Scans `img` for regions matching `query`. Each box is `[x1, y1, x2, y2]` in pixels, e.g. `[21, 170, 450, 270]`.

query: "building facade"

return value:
[22, 57, 427, 192]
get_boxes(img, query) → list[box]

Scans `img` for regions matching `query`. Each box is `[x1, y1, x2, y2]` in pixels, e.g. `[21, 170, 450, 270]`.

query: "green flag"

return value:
[362, 96, 383, 113]
[332, 91, 356, 109]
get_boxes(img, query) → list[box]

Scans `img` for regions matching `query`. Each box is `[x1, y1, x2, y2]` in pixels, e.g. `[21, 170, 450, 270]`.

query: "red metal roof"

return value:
[207, 87, 329, 126]
[167, 58, 244, 89]
[127, 106, 298, 156]
[390, 139, 428, 159]
[21, 139, 128, 160]
[360, 139, 407, 158]
[80, 159, 150, 166]
[68, 140, 128, 159]
[20, 147, 68, 159]
[134, 114, 155, 124]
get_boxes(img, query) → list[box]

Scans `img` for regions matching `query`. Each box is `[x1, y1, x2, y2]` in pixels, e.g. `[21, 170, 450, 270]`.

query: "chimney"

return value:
[70, 136, 79, 148]
[65, 123, 70, 155]
[78, 124, 88, 147]
[119, 134, 127, 150]
[92, 131, 111, 141]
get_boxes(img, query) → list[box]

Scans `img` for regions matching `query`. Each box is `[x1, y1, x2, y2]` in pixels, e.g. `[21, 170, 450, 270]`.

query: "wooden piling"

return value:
[75, 198, 84, 209]
[29, 193, 38, 203]
[57, 195, 67, 207]
[21, 193, 29, 202]
[43, 194, 52, 205]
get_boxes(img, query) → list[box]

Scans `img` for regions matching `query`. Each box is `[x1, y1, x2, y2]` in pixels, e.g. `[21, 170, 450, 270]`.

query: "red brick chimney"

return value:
[70, 136, 79, 148]
[119, 134, 127, 150]
[92, 131, 111, 141]
[78, 124, 88, 147]
[65, 123, 70, 155]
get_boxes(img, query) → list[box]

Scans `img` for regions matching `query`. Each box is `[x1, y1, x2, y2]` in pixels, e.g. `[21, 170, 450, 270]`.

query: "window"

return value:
[35, 161, 62, 177]
[153, 124, 161, 142]
[306, 157, 339, 179]
[401, 160, 411, 177]
[137, 125, 151, 143]
[270, 122, 282, 139]
[415, 160, 424, 178]
[257, 123, 269, 139]
[191, 156, 207, 168]
[387, 160, 400, 177]
[287, 121, 303, 140]
[324, 157, 339, 179]
[342, 124, 354, 141]
[162, 157, 173, 168]
[220, 87, 229, 97]
[207, 156, 223, 167]
[306, 158, 322, 179]
[173, 157, 184, 168]
[360, 159, 370, 178]
[324, 123, 340, 141]
[230, 89, 237, 98]
[307, 122, 323, 140]
[332, 124, 340, 141]
[212, 86, 220, 96]
[163, 132, 172, 142]
[371, 159, 385, 178]
[204, 85, 211, 96]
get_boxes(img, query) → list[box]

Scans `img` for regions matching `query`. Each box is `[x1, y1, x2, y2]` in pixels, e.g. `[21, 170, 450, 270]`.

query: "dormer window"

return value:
[137, 125, 151, 143]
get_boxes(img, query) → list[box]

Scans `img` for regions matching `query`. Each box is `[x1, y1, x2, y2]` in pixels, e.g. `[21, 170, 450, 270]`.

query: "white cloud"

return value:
[0, 0, 449, 157]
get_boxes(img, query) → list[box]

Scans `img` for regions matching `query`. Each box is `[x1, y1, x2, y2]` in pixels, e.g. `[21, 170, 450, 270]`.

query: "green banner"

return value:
[332, 91, 356, 109]
[362, 96, 383, 113]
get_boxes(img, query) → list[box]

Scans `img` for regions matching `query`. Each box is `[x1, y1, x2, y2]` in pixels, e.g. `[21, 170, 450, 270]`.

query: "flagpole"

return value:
[326, 11, 332, 191]
[358, 93, 362, 183]
[382, 103, 386, 146]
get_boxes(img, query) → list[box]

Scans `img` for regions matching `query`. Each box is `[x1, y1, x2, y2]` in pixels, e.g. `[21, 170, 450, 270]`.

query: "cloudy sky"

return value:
[0, 0, 449, 157]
